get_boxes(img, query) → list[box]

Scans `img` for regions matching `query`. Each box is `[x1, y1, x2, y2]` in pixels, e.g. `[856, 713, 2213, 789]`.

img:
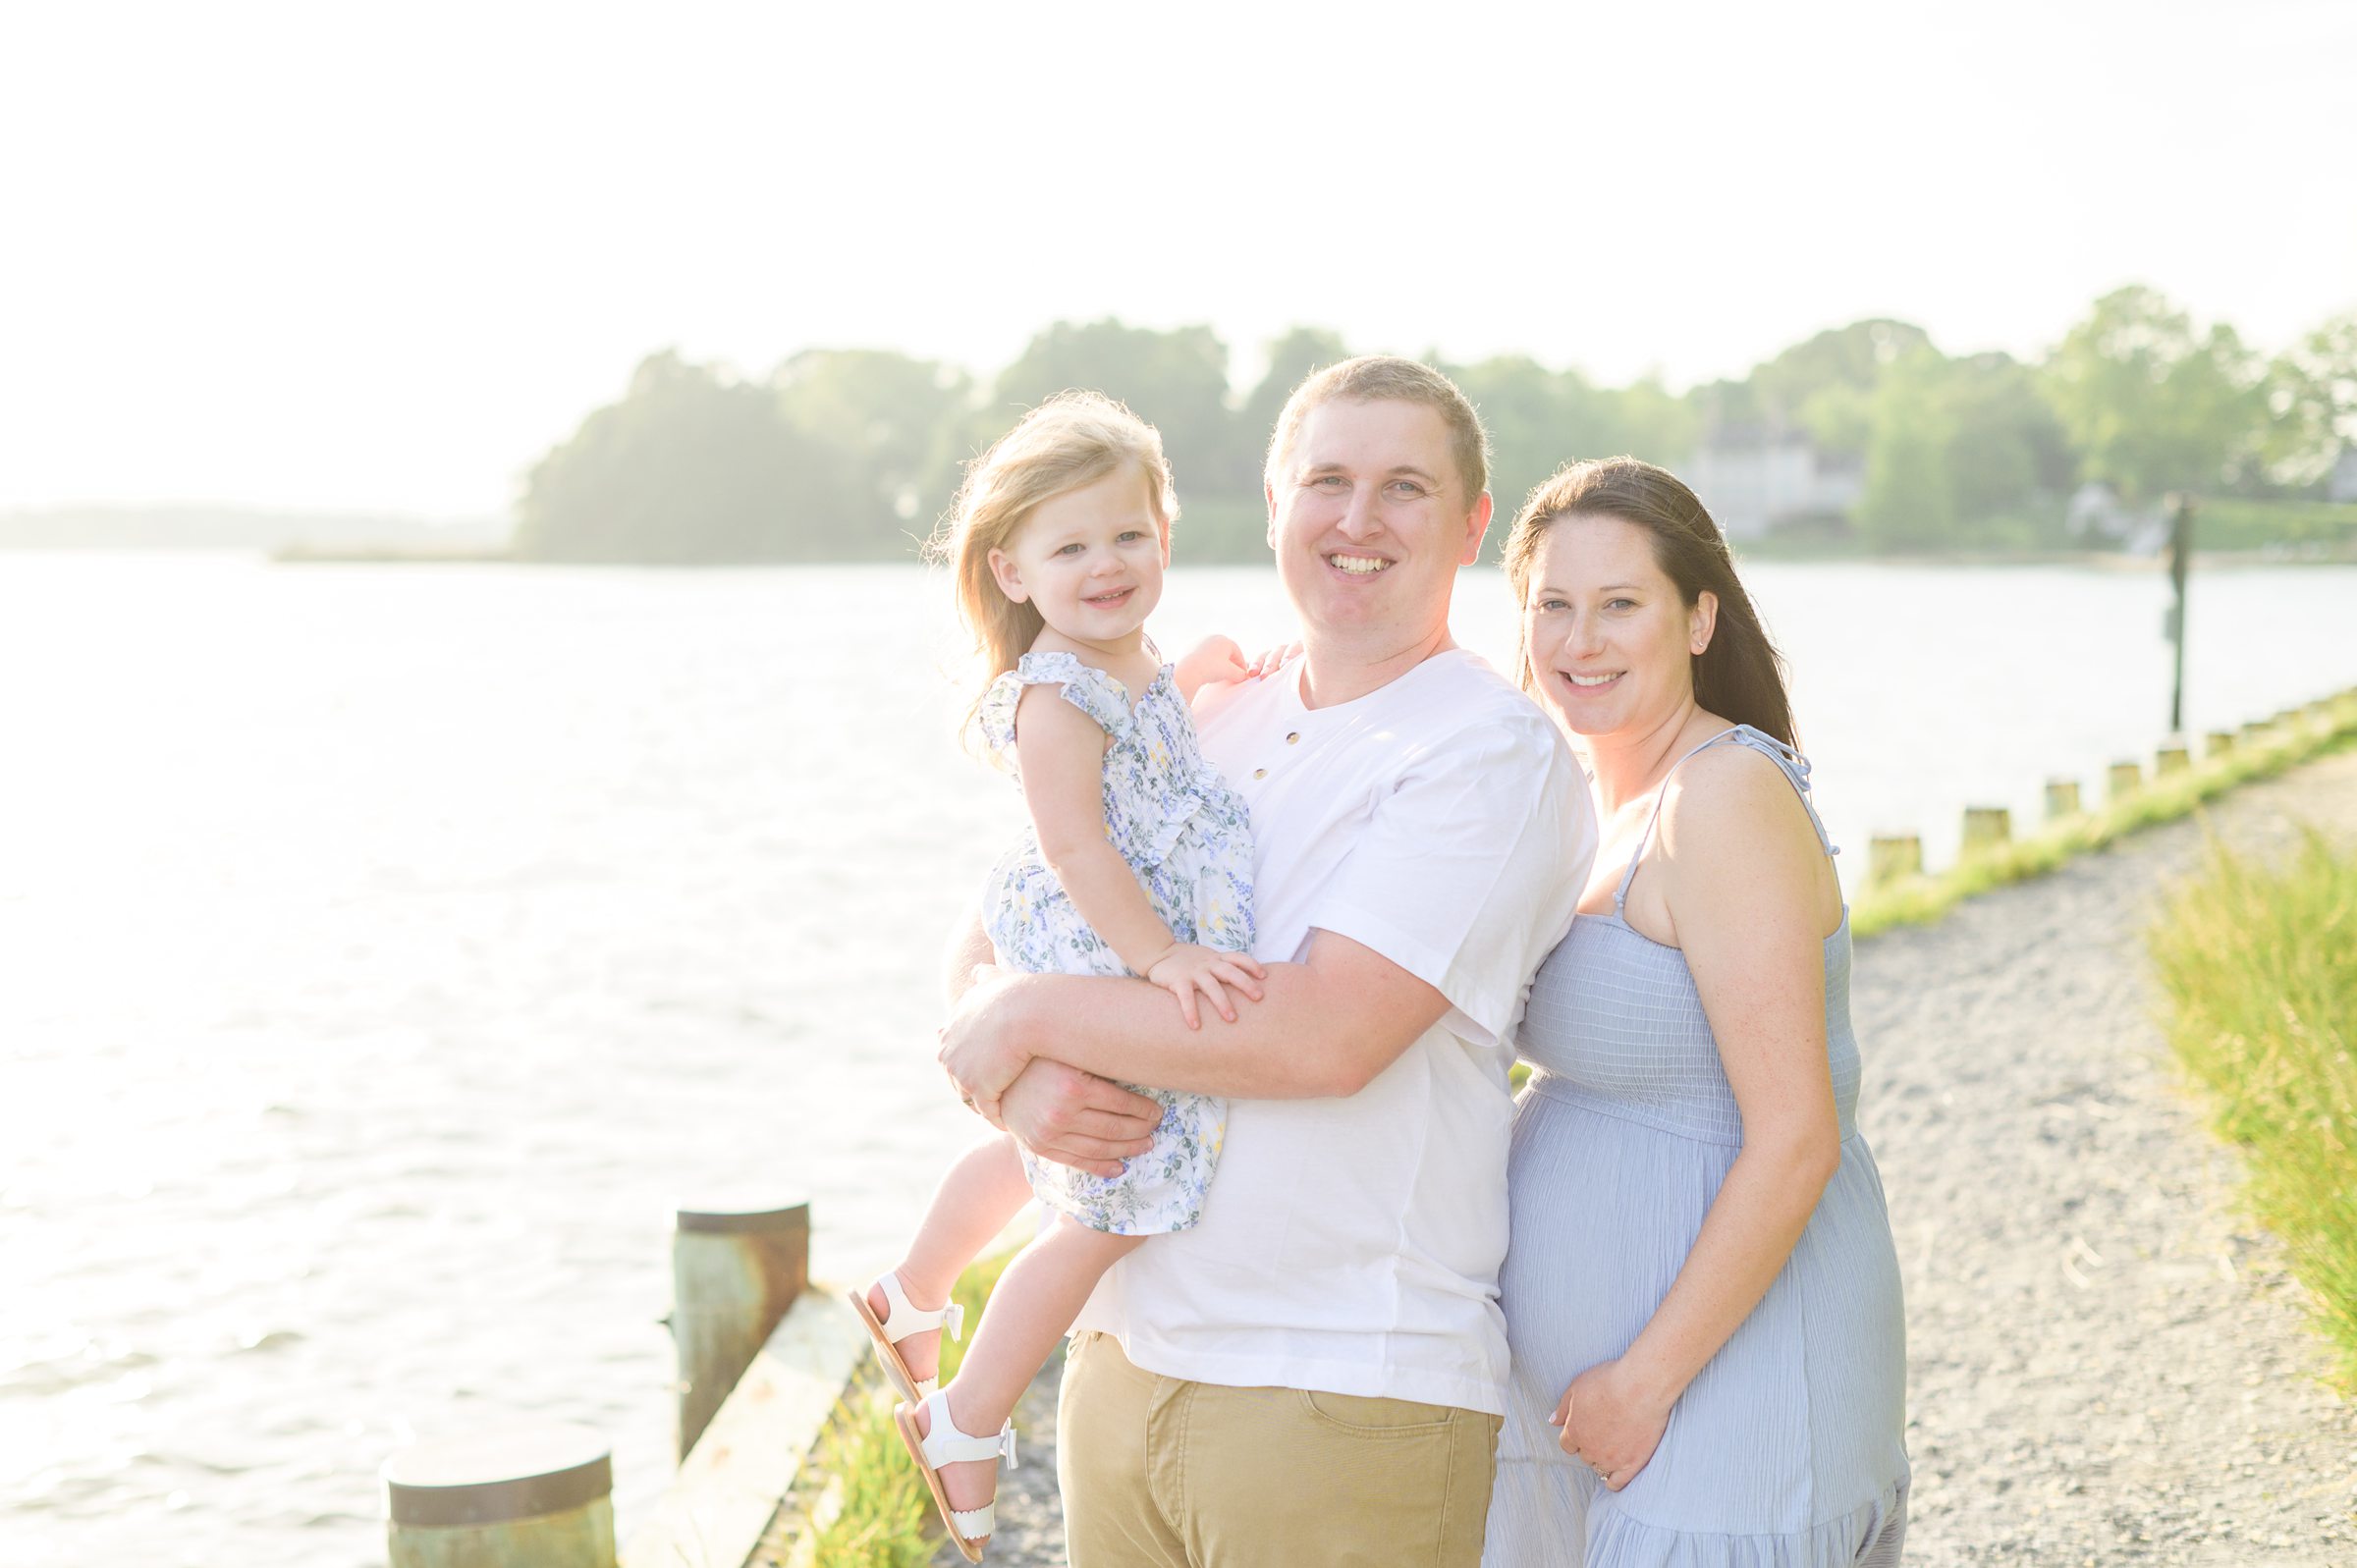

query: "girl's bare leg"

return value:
[916, 1217, 1143, 1528]
[867, 1132, 1032, 1389]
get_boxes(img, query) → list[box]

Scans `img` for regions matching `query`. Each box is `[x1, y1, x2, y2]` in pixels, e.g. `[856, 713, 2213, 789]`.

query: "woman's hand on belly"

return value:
[1550, 1358, 1672, 1492]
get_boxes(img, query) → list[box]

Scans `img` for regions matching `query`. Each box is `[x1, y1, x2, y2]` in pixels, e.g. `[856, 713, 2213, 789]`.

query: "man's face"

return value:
[1266, 398, 1491, 648]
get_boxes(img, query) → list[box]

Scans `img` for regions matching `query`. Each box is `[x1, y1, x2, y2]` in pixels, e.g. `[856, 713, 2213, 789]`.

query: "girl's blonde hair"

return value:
[928, 391, 1178, 733]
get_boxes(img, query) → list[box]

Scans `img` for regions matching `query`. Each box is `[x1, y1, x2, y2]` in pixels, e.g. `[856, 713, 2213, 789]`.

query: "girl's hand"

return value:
[1550, 1359, 1672, 1492]
[1174, 635, 1251, 701]
[1144, 943, 1267, 1030]
[1244, 640, 1302, 679]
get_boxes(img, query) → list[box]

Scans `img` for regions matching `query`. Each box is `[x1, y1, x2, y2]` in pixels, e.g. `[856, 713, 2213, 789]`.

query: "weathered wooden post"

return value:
[385, 1423, 615, 1568]
[2163, 493, 2194, 734]
[1868, 835, 1922, 886]
[1960, 807, 2011, 854]
[2155, 743, 2191, 777]
[2108, 761, 2143, 800]
[2205, 730, 2235, 759]
[2044, 780, 2081, 820]
[673, 1199, 811, 1459]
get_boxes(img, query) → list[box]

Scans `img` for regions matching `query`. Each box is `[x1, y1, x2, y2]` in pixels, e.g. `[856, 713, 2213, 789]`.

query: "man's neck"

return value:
[1297, 622, 1457, 710]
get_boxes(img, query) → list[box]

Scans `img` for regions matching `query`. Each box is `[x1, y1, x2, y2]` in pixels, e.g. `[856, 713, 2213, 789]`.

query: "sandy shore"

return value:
[941, 750, 2357, 1566]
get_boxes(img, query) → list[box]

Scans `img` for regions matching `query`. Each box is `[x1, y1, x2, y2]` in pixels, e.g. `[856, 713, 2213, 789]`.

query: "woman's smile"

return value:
[1556, 669, 1626, 694]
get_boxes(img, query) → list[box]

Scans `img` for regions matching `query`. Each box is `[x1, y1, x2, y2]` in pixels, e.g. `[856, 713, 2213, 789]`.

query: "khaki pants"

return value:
[1057, 1330, 1501, 1567]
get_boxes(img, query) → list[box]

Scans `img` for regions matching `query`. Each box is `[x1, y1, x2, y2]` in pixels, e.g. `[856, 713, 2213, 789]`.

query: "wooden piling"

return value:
[2108, 761, 2142, 800]
[2206, 730, 2235, 759]
[2155, 744, 2191, 776]
[2044, 780, 2081, 820]
[673, 1200, 811, 1460]
[1961, 807, 2011, 853]
[1868, 835, 1922, 886]
[385, 1422, 615, 1568]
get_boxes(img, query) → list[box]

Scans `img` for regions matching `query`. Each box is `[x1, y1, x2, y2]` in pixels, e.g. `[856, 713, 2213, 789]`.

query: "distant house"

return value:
[2066, 482, 2167, 555]
[2330, 447, 2357, 505]
[1683, 431, 1863, 539]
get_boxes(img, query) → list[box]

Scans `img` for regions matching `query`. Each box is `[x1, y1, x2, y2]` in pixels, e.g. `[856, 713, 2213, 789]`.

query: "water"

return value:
[3, 552, 2352, 1567]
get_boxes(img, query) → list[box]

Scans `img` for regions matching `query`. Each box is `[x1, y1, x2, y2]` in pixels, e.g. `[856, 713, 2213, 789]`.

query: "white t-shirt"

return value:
[1070, 646, 1598, 1416]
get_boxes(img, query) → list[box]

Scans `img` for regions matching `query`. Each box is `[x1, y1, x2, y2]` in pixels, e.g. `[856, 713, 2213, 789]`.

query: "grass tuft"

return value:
[800, 1384, 935, 1568]
[2149, 830, 2357, 1386]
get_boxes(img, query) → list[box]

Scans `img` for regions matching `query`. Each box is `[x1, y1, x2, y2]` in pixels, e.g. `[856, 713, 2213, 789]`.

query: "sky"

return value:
[2, 0, 2352, 518]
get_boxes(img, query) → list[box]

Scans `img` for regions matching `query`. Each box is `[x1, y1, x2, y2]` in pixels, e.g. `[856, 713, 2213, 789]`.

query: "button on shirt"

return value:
[1072, 648, 1598, 1416]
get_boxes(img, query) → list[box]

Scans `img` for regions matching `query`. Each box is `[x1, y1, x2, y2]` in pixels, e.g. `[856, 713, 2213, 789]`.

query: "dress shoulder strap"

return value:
[1612, 725, 1836, 911]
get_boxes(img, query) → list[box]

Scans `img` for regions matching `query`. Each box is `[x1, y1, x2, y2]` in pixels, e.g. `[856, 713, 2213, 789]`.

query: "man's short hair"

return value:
[1263, 355, 1490, 506]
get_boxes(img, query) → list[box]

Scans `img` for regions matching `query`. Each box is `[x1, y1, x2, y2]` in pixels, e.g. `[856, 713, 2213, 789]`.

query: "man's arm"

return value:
[940, 928, 1453, 1116]
[941, 909, 1162, 1174]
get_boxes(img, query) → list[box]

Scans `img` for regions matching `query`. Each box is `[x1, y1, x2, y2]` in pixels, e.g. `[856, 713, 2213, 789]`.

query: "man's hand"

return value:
[1000, 1059, 1162, 1176]
[938, 968, 1037, 1121]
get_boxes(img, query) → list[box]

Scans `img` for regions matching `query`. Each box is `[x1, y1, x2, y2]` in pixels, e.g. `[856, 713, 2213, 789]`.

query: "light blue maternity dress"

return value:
[1486, 726, 1910, 1567]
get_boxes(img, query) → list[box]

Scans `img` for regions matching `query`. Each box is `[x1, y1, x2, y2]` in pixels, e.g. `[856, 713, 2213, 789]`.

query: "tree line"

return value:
[513, 289, 2357, 564]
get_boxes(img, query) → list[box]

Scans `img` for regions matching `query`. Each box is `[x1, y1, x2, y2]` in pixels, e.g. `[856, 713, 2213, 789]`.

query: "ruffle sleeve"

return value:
[974, 651, 1136, 770]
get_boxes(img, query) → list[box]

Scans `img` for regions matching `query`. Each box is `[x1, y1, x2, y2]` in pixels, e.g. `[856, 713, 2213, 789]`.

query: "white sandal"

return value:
[894, 1388, 1017, 1563]
[846, 1272, 963, 1403]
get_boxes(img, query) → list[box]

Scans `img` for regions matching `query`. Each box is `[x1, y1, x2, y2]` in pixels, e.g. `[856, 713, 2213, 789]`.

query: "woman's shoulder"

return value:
[1655, 729, 1816, 853]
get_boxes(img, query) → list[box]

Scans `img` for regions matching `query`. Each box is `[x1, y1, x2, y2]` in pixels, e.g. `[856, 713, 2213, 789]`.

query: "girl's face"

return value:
[1520, 514, 1716, 738]
[988, 467, 1170, 648]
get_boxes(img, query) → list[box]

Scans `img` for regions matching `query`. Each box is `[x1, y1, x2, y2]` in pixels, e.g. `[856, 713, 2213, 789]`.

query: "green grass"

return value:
[2192, 496, 2357, 553]
[799, 1386, 935, 1568]
[2149, 830, 2357, 1386]
[799, 1246, 1025, 1567]
[1851, 692, 2357, 939]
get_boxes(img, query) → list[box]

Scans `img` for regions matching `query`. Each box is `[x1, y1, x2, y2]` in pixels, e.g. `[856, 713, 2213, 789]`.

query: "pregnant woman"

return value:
[1485, 458, 1909, 1565]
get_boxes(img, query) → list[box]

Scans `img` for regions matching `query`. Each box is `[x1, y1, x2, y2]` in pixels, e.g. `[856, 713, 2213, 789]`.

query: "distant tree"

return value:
[2257, 311, 2357, 490]
[2042, 286, 2265, 502]
[1851, 350, 2070, 550]
[1853, 351, 1958, 551]
[1239, 326, 1353, 480]
[989, 319, 1244, 497]
[772, 348, 972, 546]
[1453, 355, 1588, 519]
[516, 351, 866, 563]
[1445, 359, 1686, 509]
[1751, 320, 1937, 448]
[1941, 351, 2074, 529]
[1605, 376, 1701, 471]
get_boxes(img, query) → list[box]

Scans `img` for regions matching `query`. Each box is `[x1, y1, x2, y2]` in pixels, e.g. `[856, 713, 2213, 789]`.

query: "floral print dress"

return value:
[976, 650, 1256, 1235]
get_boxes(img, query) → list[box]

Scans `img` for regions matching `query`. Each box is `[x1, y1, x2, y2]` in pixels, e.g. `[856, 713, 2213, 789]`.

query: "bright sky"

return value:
[3, 0, 2351, 517]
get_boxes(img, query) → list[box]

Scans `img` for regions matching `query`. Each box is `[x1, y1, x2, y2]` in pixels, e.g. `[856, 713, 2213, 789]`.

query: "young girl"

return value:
[850, 392, 1262, 1562]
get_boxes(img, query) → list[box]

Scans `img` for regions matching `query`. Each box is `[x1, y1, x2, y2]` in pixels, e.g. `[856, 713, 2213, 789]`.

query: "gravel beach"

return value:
[939, 749, 2357, 1567]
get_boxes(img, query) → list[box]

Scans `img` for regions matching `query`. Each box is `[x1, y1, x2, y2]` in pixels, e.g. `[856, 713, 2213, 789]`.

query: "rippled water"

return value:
[4, 552, 2352, 1567]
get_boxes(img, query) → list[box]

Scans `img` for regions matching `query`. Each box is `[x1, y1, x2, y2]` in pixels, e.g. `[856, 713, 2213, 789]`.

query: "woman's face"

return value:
[1520, 514, 1716, 738]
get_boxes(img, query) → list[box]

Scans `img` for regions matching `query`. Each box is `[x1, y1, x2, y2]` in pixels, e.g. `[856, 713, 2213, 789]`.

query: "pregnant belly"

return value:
[1500, 1094, 1733, 1377]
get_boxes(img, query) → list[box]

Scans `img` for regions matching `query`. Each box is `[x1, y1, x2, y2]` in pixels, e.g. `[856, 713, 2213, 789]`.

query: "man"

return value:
[940, 356, 1599, 1566]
